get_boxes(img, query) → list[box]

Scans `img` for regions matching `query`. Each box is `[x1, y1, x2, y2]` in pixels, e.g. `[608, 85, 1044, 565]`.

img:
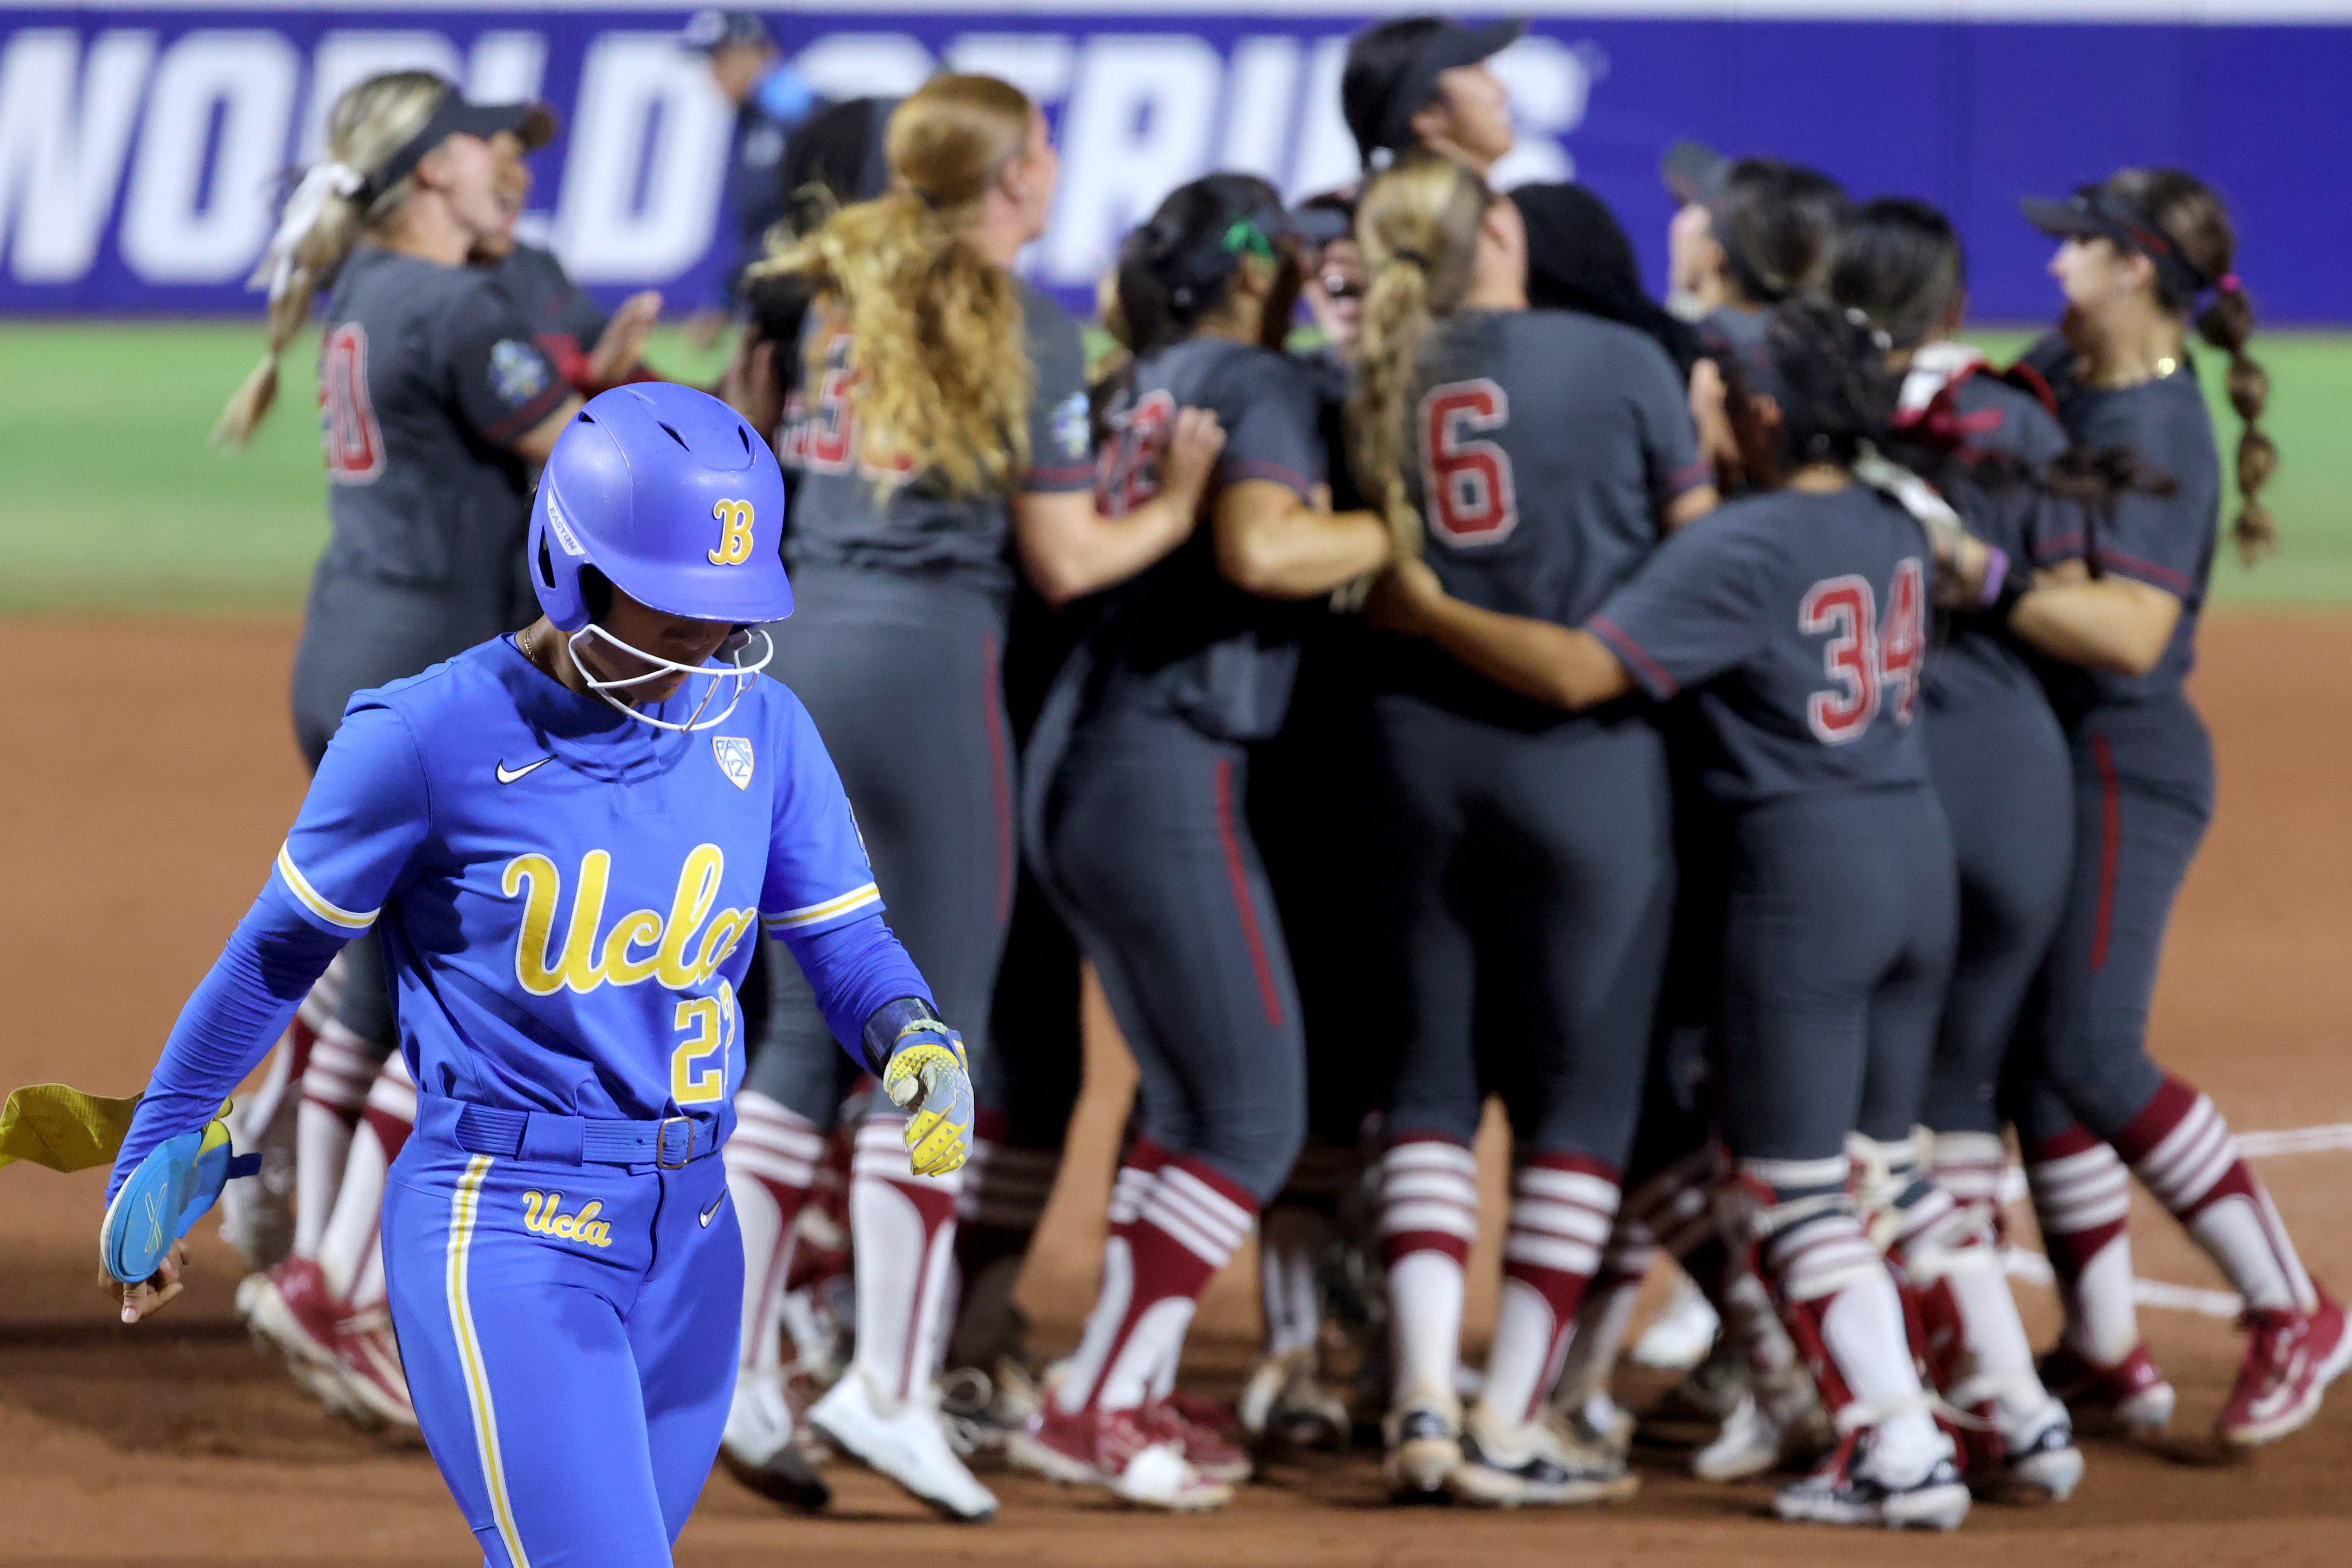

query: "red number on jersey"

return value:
[1880, 557, 1926, 723]
[796, 335, 857, 474]
[1094, 389, 1175, 518]
[319, 323, 385, 484]
[1799, 574, 1880, 744]
[1419, 379, 1518, 546]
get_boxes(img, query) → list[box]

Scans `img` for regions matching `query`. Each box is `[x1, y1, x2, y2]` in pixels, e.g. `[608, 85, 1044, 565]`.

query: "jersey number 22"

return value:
[1799, 560, 1924, 744]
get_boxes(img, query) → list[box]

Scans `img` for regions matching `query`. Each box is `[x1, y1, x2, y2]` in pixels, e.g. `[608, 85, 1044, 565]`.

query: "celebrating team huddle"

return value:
[85, 10, 2343, 1559]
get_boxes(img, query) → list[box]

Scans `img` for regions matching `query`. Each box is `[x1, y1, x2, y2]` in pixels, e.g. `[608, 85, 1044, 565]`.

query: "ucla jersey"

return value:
[270, 636, 885, 1123]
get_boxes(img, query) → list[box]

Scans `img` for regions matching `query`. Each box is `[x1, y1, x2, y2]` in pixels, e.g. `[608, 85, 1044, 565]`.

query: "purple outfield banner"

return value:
[2, 6, 2348, 322]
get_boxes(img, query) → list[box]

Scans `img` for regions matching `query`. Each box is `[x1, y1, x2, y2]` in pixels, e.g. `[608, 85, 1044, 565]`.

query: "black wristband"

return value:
[860, 996, 944, 1076]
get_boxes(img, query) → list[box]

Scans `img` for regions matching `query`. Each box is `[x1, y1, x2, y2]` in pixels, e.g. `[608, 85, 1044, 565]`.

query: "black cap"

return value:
[1661, 139, 1732, 208]
[366, 92, 556, 201]
[1343, 17, 1523, 165]
[2021, 185, 2213, 298]
[1145, 174, 1346, 316]
[681, 9, 772, 55]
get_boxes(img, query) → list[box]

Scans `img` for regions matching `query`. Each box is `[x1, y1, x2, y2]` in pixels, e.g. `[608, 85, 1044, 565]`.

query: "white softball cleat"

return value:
[809, 1368, 997, 1522]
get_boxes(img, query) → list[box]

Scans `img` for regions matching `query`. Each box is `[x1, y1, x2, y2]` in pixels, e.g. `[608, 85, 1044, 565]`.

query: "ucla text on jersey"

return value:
[267, 639, 883, 1122]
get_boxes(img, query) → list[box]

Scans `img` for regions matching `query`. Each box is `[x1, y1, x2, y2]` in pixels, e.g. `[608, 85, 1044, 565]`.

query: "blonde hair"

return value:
[214, 70, 451, 448]
[1346, 151, 1494, 556]
[759, 74, 1037, 497]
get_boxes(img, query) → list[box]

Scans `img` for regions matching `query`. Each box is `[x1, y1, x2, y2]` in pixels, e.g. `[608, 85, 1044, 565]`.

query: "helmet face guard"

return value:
[565, 623, 775, 734]
[528, 384, 794, 722]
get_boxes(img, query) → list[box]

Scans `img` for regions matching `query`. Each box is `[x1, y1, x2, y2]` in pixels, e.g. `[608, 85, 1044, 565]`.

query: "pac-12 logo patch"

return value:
[490, 339, 549, 405]
[713, 736, 754, 790]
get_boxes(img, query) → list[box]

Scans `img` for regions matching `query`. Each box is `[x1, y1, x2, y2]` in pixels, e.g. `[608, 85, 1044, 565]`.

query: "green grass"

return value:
[2, 321, 2347, 613]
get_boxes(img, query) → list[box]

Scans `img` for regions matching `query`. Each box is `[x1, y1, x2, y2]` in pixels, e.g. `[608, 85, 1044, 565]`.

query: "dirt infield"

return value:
[3, 613, 2349, 1566]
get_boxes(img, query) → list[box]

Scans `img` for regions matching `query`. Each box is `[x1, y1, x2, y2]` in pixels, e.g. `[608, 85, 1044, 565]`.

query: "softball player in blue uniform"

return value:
[1345, 152, 1714, 1506]
[1011, 173, 1386, 1510]
[1374, 299, 1990, 1530]
[1993, 170, 2345, 1448]
[1830, 199, 2085, 1498]
[720, 76, 1224, 1519]
[106, 384, 975, 1567]
[214, 71, 587, 1419]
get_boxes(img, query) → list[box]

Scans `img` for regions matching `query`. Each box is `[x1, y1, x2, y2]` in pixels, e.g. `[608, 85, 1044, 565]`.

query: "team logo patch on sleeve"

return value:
[1051, 391, 1090, 462]
[490, 340, 549, 405]
[712, 736, 754, 790]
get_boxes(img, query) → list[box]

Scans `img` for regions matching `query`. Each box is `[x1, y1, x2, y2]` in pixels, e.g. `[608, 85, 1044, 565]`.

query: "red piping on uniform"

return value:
[1212, 757, 1285, 1028]
[982, 633, 1013, 926]
[2091, 732, 2121, 972]
[2094, 549, 2194, 596]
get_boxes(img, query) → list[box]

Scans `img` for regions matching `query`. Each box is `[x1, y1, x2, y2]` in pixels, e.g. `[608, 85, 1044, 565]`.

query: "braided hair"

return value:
[2106, 167, 2276, 565]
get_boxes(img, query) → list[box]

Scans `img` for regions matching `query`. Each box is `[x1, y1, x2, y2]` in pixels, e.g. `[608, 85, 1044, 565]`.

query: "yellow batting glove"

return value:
[879, 1020, 972, 1178]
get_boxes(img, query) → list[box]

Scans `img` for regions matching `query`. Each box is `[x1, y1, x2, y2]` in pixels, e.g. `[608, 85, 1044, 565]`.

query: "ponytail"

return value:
[2106, 167, 2276, 567]
[1346, 151, 1491, 559]
[759, 74, 1035, 498]
[2197, 281, 2276, 565]
[213, 70, 447, 448]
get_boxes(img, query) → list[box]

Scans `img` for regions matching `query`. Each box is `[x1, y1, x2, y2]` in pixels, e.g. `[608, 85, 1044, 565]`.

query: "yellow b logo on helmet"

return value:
[708, 499, 757, 566]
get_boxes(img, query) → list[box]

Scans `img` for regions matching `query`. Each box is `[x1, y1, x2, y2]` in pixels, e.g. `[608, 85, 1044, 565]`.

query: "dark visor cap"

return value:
[1374, 19, 1524, 156]
[2021, 186, 2213, 297]
[1660, 138, 1731, 208]
[367, 95, 556, 201]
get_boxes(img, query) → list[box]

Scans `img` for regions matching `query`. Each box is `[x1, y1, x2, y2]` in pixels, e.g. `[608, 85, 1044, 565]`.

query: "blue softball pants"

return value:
[383, 1100, 741, 1568]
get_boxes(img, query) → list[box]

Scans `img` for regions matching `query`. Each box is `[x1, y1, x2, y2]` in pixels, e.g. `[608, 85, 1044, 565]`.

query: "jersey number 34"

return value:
[1800, 561, 1924, 744]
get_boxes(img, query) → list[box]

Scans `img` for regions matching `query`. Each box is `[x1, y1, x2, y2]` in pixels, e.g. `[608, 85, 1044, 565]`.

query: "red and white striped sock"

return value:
[726, 1091, 823, 1377]
[947, 1124, 1058, 1369]
[848, 1113, 963, 1406]
[1887, 1133, 2045, 1424]
[1555, 1211, 1653, 1412]
[294, 1017, 389, 1260]
[1376, 1135, 1479, 1406]
[2024, 1124, 2141, 1364]
[2115, 1076, 2316, 1315]
[317, 1054, 413, 1301]
[1057, 1152, 1255, 1415]
[1734, 1158, 1945, 1477]
[1483, 1154, 1619, 1425]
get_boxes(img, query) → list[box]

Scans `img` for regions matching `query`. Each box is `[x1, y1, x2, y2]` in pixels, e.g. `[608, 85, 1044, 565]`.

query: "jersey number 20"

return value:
[1420, 380, 1517, 546]
[320, 323, 386, 485]
[1799, 559, 1924, 744]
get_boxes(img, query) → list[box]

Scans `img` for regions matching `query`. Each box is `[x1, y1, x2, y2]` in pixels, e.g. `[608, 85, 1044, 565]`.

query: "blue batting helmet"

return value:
[529, 383, 793, 633]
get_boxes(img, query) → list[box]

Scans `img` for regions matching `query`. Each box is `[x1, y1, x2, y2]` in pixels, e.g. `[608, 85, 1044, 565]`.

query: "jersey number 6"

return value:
[1420, 380, 1518, 547]
[708, 500, 757, 565]
[1799, 559, 1924, 745]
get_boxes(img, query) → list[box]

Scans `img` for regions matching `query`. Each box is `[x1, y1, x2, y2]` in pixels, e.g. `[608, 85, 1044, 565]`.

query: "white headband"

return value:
[246, 160, 367, 303]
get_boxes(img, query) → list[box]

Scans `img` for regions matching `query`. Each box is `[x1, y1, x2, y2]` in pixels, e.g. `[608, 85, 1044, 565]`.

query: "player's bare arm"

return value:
[1014, 407, 1226, 605]
[2008, 561, 2183, 676]
[1212, 479, 1389, 599]
[1367, 557, 1632, 711]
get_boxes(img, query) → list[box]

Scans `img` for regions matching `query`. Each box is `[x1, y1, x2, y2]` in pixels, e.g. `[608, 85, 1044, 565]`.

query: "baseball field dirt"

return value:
[3, 612, 2348, 1566]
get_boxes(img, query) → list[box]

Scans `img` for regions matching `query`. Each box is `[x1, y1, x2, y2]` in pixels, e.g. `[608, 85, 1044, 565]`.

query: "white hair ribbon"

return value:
[246, 161, 367, 302]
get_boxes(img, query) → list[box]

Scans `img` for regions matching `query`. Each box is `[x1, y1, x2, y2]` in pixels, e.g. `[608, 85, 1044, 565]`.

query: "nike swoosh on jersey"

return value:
[495, 757, 555, 784]
[699, 1192, 726, 1228]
